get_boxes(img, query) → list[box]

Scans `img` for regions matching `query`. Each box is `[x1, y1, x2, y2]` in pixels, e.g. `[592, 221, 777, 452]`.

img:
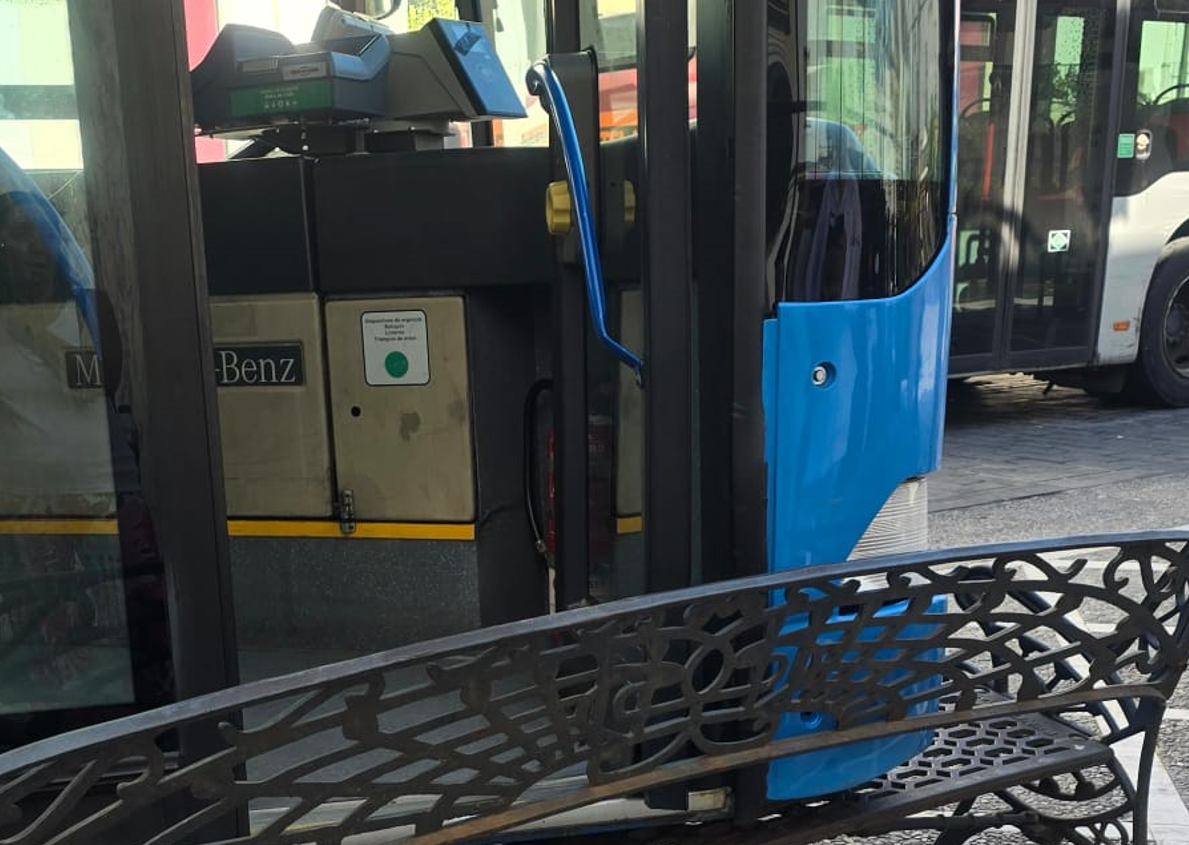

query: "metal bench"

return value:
[2, 532, 1188, 845]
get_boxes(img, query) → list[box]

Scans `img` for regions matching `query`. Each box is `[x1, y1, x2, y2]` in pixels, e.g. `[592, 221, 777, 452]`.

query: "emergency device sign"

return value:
[361, 310, 430, 386]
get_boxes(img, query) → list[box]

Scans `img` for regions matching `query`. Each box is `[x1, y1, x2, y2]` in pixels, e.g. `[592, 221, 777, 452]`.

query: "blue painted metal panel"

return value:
[762, 226, 954, 799]
[766, 233, 953, 570]
[766, 594, 948, 799]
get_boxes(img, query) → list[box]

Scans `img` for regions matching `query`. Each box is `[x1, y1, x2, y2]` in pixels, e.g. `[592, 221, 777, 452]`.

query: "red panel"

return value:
[183, 0, 218, 69]
[183, 0, 224, 163]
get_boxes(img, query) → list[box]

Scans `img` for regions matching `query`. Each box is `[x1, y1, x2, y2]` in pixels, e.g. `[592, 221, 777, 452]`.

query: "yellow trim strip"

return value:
[616, 515, 643, 535]
[228, 520, 475, 541]
[0, 519, 119, 535]
[0, 519, 475, 542]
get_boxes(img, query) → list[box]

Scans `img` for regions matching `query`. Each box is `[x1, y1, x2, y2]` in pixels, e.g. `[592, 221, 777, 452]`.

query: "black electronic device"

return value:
[191, 13, 525, 143]
[191, 25, 390, 132]
[383, 18, 527, 123]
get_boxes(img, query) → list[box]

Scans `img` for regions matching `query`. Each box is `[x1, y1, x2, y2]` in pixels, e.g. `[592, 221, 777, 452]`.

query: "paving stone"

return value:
[930, 374, 1189, 519]
[926, 372, 1189, 824]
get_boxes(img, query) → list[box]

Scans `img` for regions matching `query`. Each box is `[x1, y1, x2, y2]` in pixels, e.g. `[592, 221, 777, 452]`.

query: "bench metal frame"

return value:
[2, 532, 1188, 845]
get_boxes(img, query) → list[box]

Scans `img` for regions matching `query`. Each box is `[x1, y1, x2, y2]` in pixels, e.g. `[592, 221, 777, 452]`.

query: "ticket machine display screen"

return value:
[429, 19, 527, 119]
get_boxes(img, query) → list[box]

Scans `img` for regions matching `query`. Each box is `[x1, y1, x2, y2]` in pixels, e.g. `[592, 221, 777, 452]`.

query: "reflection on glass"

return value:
[1120, 18, 1189, 194]
[0, 0, 173, 746]
[488, 0, 695, 146]
[0, 0, 83, 172]
[0, 148, 143, 729]
[768, 0, 951, 302]
[489, 0, 550, 146]
[585, 0, 696, 141]
[1010, 6, 1110, 354]
[1137, 19, 1189, 105]
[952, 10, 1009, 358]
[0, 535, 132, 716]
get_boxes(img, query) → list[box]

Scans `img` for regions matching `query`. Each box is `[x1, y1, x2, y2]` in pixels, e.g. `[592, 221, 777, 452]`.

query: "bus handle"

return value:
[526, 58, 645, 387]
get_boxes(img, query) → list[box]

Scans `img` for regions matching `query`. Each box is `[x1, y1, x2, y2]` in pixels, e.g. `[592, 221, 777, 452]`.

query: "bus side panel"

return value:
[766, 233, 953, 572]
[762, 229, 953, 800]
[1095, 172, 1189, 365]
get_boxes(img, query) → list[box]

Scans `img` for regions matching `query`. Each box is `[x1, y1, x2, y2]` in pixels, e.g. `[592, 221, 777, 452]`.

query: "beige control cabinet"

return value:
[616, 288, 643, 518]
[209, 292, 333, 517]
[0, 303, 116, 517]
[324, 296, 475, 523]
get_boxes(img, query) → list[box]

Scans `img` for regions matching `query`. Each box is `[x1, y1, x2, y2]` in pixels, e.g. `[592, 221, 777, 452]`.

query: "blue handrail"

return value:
[525, 59, 644, 386]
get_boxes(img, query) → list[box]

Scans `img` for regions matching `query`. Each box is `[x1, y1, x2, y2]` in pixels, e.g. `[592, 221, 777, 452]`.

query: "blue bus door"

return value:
[541, 0, 956, 814]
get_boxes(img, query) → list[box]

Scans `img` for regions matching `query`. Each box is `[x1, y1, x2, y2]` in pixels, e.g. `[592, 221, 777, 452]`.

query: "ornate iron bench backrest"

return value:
[2, 532, 1188, 845]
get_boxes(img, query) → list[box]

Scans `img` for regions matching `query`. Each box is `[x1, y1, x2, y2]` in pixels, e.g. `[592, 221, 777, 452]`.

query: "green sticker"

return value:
[230, 79, 333, 119]
[385, 351, 410, 379]
[1118, 133, 1136, 159]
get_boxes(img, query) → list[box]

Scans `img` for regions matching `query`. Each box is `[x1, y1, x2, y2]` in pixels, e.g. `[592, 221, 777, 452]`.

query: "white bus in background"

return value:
[954, 0, 1189, 406]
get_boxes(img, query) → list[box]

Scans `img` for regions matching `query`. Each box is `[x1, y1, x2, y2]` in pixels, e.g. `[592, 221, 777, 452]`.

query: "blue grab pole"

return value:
[526, 59, 644, 386]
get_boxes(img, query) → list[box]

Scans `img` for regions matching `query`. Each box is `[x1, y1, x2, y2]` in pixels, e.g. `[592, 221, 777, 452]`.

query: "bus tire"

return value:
[1130, 243, 1189, 407]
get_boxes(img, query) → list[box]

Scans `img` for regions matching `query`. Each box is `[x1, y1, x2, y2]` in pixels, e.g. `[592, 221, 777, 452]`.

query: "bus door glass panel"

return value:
[1010, 3, 1113, 354]
[953, 8, 1014, 358]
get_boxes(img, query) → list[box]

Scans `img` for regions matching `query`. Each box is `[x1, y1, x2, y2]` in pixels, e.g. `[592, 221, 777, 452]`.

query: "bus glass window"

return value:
[486, 0, 695, 146]
[769, 0, 952, 301]
[1137, 20, 1189, 105]
[588, 0, 641, 143]
[0, 7, 172, 745]
[952, 11, 1005, 353]
[1134, 19, 1189, 181]
[488, 0, 550, 147]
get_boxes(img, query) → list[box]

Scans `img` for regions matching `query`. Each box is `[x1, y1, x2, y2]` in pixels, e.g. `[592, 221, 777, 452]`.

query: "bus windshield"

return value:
[769, 0, 953, 302]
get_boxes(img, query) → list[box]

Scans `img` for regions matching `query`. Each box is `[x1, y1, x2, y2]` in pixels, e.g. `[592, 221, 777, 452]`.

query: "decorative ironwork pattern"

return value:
[657, 712, 1123, 845]
[1, 532, 1188, 845]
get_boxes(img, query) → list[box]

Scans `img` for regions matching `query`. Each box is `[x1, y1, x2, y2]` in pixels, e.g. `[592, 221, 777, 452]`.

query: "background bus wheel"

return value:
[1129, 244, 1189, 407]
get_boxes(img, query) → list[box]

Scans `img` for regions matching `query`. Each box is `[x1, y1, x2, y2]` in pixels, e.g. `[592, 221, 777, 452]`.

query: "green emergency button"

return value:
[385, 351, 410, 379]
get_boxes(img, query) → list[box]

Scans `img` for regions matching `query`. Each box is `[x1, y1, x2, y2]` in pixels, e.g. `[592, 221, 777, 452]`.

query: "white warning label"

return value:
[361, 310, 430, 386]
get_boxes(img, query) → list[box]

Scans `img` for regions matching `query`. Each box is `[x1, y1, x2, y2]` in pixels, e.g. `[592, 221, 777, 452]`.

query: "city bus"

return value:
[0, 0, 955, 837]
[953, 0, 1189, 406]
[587, 0, 1189, 408]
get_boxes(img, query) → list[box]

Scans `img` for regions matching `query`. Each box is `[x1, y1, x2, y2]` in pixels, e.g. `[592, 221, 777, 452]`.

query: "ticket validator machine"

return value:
[191, 11, 631, 654]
